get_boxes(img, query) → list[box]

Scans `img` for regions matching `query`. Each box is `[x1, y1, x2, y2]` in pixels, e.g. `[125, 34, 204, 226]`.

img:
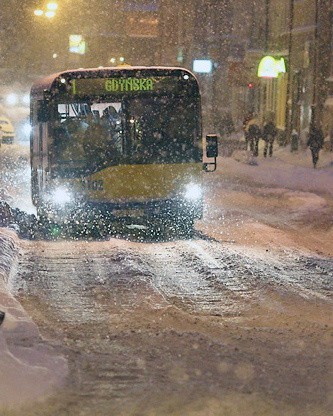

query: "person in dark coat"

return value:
[243, 113, 253, 150]
[248, 123, 261, 156]
[263, 121, 278, 157]
[329, 127, 333, 152]
[307, 125, 324, 168]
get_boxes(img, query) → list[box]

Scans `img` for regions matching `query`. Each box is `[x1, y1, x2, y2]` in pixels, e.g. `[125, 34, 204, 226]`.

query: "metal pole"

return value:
[285, 0, 295, 142]
[311, 0, 319, 126]
[265, 0, 270, 52]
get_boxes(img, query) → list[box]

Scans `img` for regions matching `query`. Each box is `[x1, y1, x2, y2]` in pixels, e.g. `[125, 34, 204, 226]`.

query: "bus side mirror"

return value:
[206, 134, 218, 158]
[37, 102, 49, 122]
[204, 134, 218, 172]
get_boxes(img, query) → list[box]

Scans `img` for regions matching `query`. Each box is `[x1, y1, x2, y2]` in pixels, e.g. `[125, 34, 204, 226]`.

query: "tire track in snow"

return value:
[12, 237, 333, 325]
[142, 239, 261, 316]
[142, 238, 333, 315]
[12, 239, 167, 324]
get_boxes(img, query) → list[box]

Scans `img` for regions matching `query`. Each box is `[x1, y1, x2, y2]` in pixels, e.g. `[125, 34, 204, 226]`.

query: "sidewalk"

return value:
[226, 131, 333, 169]
[218, 138, 333, 196]
[0, 229, 68, 409]
[264, 143, 333, 169]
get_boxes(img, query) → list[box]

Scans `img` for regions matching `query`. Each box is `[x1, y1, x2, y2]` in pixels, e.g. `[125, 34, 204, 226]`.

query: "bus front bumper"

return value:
[39, 197, 203, 224]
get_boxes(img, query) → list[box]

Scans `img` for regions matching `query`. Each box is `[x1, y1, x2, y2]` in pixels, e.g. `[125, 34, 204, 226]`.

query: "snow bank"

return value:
[0, 229, 68, 409]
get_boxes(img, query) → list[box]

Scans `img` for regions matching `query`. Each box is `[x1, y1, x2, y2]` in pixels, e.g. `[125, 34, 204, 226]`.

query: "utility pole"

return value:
[312, 0, 331, 128]
[285, 0, 295, 141]
[265, 0, 270, 52]
[311, 0, 319, 126]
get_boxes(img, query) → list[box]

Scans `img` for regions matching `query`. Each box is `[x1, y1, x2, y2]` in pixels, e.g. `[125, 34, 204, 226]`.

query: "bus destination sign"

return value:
[70, 76, 181, 96]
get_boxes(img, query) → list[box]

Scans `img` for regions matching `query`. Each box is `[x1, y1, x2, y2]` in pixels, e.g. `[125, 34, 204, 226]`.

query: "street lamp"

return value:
[34, 2, 58, 19]
[34, 9, 43, 16]
[32, 2, 61, 72]
[47, 2, 58, 11]
[45, 10, 56, 18]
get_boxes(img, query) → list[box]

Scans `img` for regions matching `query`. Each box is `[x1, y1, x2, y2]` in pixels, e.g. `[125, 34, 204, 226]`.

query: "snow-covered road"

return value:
[1, 143, 333, 415]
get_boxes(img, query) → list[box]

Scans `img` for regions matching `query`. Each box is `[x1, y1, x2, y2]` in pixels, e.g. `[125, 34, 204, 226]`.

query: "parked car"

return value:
[0, 115, 15, 144]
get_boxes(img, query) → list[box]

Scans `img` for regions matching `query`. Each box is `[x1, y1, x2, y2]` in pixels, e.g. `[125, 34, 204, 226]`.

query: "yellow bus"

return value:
[30, 66, 217, 235]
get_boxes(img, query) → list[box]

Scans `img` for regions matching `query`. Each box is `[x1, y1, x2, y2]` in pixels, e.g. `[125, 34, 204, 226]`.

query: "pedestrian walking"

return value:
[242, 113, 253, 150]
[291, 129, 299, 152]
[248, 123, 261, 156]
[307, 125, 324, 168]
[329, 127, 333, 152]
[263, 120, 277, 157]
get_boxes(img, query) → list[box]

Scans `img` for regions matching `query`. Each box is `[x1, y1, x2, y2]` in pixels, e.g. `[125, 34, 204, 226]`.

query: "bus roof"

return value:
[30, 66, 198, 99]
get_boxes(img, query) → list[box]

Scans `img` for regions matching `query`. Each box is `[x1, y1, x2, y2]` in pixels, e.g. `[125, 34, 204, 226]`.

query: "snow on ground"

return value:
[0, 229, 68, 408]
[222, 144, 333, 195]
[200, 143, 333, 255]
[0, 140, 332, 408]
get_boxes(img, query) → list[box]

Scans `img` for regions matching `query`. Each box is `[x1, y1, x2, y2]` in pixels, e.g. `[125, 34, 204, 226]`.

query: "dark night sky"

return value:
[0, 0, 258, 84]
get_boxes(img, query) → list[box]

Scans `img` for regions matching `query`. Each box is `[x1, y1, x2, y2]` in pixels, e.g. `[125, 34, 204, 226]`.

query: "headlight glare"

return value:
[6, 93, 18, 106]
[49, 187, 73, 205]
[184, 183, 202, 201]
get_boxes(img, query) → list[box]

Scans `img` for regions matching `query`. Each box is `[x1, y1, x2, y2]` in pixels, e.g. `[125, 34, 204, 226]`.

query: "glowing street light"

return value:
[257, 56, 286, 78]
[34, 9, 44, 16]
[34, 2, 58, 19]
[47, 2, 58, 11]
[45, 10, 56, 18]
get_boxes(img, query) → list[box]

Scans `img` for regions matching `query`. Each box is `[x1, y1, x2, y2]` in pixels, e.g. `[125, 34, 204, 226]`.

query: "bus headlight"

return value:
[183, 183, 202, 201]
[49, 187, 73, 206]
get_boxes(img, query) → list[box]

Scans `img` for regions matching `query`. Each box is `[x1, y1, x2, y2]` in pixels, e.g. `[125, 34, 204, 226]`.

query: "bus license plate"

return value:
[112, 209, 145, 218]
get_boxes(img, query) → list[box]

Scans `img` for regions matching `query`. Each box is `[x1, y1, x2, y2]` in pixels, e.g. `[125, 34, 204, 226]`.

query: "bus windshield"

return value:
[52, 94, 201, 176]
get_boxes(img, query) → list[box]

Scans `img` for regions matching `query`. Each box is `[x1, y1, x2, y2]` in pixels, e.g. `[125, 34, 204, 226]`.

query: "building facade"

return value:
[8, 0, 333, 140]
[256, 0, 331, 140]
[225, 0, 332, 141]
